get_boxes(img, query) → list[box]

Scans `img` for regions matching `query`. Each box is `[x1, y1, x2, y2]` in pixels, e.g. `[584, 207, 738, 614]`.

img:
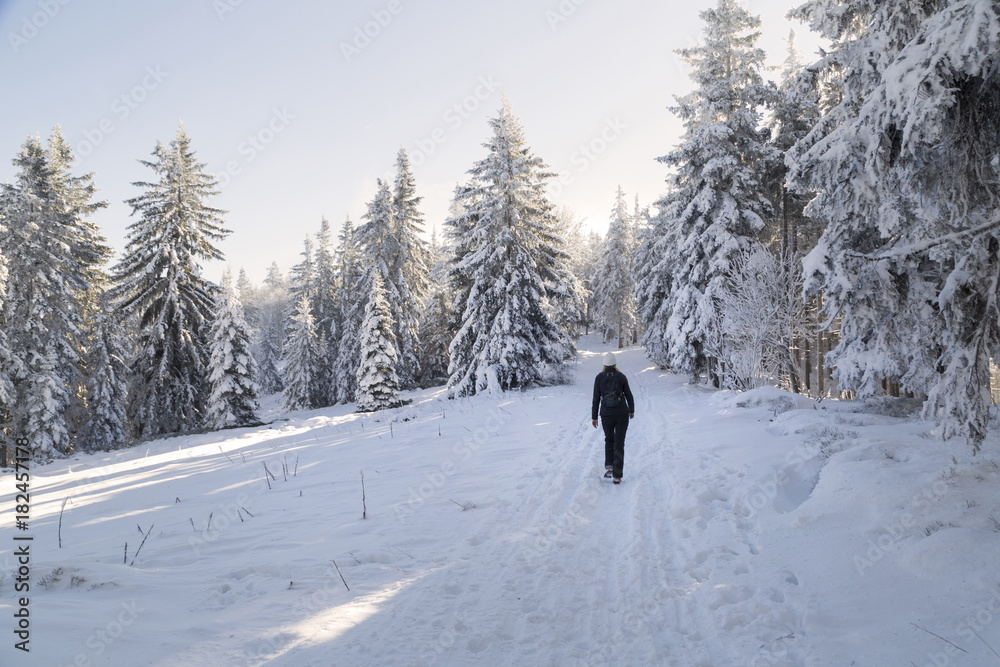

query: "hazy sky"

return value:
[1, 0, 821, 284]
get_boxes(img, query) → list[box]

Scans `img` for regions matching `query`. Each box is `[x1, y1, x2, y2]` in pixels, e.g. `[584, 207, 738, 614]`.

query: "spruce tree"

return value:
[282, 295, 321, 412]
[256, 261, 287, 395]
[592, 186, 638, 348]
[356, 271, 401, 412]
[391, 149, 432, 389]
[447, 98, 575, 396]
[332, 216, 362, 404]
[1, 128, 110, 457]
[789, 0, 1000, 449]
[110, 123, 230, 438]
[80, 296, 131, 451]
[638, 0, 775, 379]
[206, 285, 260, 429]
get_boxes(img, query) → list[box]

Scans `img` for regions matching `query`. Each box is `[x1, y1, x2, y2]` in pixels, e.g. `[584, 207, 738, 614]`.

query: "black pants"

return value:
[601, 413, 629, 478]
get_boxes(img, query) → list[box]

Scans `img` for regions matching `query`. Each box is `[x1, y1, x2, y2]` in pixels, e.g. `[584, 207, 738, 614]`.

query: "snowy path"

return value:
[272, 347, 806, 666]
[6, 338, 1000, 666]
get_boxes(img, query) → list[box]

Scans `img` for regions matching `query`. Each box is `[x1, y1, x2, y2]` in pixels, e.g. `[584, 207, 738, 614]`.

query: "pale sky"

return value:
[1, 0, 822, 284]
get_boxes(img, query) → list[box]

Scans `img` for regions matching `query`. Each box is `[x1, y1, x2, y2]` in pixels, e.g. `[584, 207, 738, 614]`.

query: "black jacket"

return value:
[592, 370, 635, 420]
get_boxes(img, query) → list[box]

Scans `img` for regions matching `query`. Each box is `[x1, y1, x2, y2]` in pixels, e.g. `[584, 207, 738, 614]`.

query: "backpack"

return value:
[600, 372, 624, 409]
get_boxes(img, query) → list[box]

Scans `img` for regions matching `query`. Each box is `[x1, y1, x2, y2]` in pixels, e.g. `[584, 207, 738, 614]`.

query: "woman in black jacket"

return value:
[591, 352, 635, 484]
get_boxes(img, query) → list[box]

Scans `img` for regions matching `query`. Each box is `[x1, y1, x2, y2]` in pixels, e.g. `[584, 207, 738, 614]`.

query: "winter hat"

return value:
[603, 352, 617, 367]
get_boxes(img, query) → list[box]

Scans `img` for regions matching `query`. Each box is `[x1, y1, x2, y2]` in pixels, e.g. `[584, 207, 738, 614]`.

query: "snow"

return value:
[3, 337, 1000, 665]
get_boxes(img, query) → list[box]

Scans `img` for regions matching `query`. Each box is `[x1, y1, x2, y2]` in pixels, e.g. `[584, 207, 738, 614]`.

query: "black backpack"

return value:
[600, 372, 624, 409]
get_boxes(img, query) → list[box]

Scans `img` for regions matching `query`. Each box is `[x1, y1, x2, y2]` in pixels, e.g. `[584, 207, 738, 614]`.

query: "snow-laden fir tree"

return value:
[1, 128, 111, 457]
[591, 186, 638, 348]
[336, 181, 399, 403]
[547, 207, 590, 339]
[788, 0, 1000, 449]
[355, 270, 401, 412]
[332, 216, 363, 403]
[638, 0, 775, 379]
[447, 98, 576, 396]
[289, 235, 315, 313]
[0, 205, 15, 432]
[391, 148, 432, 389]
[235, 267, 260, 332]
[79, 295, 131, 451]
[282, 295, 321, 412]
[110, 123, 230, 438]
[416, 227, 454, 387]
[206, 283, 260, 429]
[255, 262, 287, 394]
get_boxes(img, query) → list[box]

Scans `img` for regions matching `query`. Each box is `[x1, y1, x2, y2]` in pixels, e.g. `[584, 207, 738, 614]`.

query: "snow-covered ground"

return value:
[2, 337, 1000, 666]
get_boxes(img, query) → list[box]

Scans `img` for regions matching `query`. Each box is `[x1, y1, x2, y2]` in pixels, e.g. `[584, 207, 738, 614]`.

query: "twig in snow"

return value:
[282, 456, 288, 482]
[58, 498, 68, 548]
[912, 623, 966, 653]
[241, 505, 254, 518]
[206, 512, 213, 532]
[123, 543, 127, 564]
[219, 446, 235, 463]
[262, 461, 276, 481]
[390, 423, 393, 438]
[969, 627, 1000, 661]
[331, 559, 350, 591]
[348, 552, 361, 564]
[240, 451, 247, 463]
[129, 524, 154, 566]
[361, 470, 367, 519]
[294, 454, 299, 477]
[189, 518, 196, 532]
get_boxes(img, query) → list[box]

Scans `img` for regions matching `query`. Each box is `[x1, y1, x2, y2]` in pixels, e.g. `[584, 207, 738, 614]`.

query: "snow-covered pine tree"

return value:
[639, 0, 775, 380]
[332, 216, 362, 404]
[282, 295, 321, 412]
[206, 284, 260, 429]
[80, 294, 131, 451]
[110, 123, 230, 438]
[447, 98, 575, 396]
[0, 202, 15, 435]
[255, 263, 286, 395]
[788, 0, 1000, 449]
[592, 186, 638, 348]
[235, 267, 260, 332]
[1, 128, 111, 457]
[547, 207, 589, 339]
[336, 181, 399, 404]
[416, 227, 454, 387]
[356, 271, 401, 412]
[289, 235, 316, 313]
[391, 148, 432, 389]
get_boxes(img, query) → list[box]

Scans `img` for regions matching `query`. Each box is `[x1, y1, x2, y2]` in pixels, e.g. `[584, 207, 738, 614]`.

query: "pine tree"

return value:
[417, 227, 454, 387]
[391, 149, 432, 389]
[282, 295, 321, 412]
[788, 0, 1000, 449]
[356, 271, 401, 412]
[235, 267, 260, 332]
[0, 203, 15, 434]
[80, 296, 131, 451]
[592, 186, 638, 348]
[206, 285, 260, 429]
[447, 99, 575, 396]
[639, 0, 775, 379]
[332, 216, 363, 404]
[110, 123, 230, 438]
[255, 262, 287, 395]
[1, 128, 110, 457]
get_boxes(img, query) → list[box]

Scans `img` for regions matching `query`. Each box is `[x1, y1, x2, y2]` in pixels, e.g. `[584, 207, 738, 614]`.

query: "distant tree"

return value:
[80, 296, 131, 451]
[592, 186, 637, 348]
[356, 271, 401, 412]
[282, 295, 321, 412]
[206, 285, 260, 429]
[255, 263, 287, 395]
[110, 123, 229, 438]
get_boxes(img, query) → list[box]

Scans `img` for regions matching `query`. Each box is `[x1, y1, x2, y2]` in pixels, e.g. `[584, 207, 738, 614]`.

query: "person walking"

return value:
[591, 352, 635, 484]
